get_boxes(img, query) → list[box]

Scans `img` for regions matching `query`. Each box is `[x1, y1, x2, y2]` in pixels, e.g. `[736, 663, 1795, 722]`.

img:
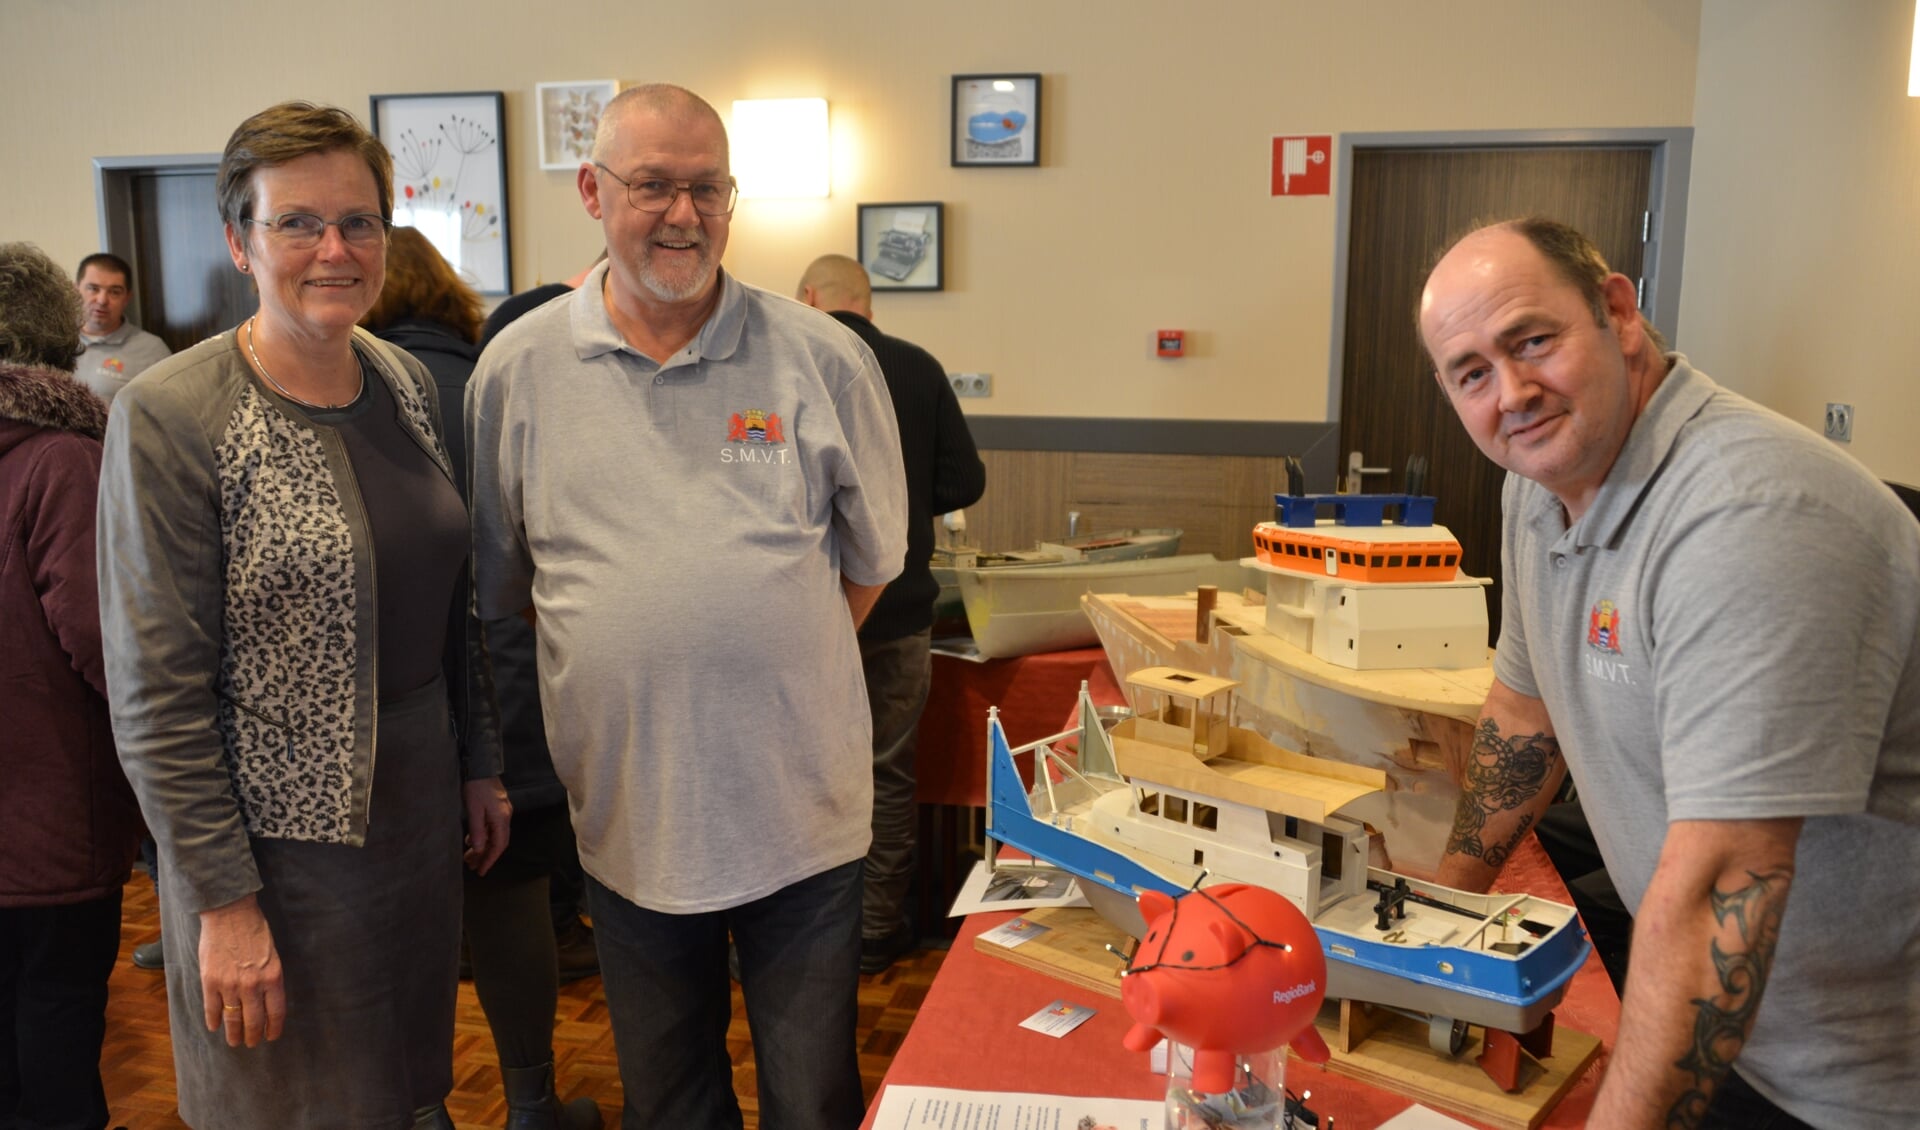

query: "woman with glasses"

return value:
[96, 101, 510, 1130]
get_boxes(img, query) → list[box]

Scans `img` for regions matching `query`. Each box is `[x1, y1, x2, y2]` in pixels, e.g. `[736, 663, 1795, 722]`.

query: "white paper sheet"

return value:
[948, 859, 1089, 916]
[869, 1084, 1161, 1129]
[1375, 1104, 1477, 1129]
[929, 636, 987, 662]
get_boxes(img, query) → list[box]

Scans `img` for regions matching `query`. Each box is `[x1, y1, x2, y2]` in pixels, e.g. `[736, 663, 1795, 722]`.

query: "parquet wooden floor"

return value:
[100, 876, 945, 1129]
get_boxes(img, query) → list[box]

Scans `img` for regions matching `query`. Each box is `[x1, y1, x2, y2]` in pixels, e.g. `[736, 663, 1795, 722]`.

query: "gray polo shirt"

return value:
[468, 265, 907, 913]
[1496, 355, 1919, 1128]
[78, 320, 171, 406]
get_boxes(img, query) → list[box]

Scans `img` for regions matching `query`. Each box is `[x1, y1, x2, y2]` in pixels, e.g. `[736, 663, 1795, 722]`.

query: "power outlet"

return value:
[950, 372, 992, 398]
[1824, 402, 1853, 444]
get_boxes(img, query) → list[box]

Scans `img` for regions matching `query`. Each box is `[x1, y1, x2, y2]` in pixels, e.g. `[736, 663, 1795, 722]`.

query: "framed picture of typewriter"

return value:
[858, 202, 944, 292]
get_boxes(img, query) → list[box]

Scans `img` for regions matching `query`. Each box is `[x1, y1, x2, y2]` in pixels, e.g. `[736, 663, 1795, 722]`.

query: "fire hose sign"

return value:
[1271, 135, 1332, 196]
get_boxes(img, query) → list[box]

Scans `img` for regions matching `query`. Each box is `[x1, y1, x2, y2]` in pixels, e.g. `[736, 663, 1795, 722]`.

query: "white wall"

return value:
[1683, 0, 1920, 483]
[3, 0, 1699, 423]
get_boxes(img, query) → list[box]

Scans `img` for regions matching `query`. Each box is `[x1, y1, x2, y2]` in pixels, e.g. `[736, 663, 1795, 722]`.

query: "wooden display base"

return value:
[975, 906, 1601, 1130]
[1310, 1000, 1602, 1130]
[971, 907, 1129, 998]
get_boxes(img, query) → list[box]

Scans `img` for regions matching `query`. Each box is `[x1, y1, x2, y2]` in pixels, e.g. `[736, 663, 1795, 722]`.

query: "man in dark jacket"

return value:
[0, 241, 142, 1130]
[798, 254, 986, 971]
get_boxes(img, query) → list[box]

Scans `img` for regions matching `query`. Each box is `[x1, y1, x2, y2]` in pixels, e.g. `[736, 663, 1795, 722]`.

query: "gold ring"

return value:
[223, 1004, 243, 1012]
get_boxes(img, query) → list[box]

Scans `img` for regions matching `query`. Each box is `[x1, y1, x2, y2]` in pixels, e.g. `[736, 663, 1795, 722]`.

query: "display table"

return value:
[915, 646, 1122, 807]
[863, 835, 1618, 1129]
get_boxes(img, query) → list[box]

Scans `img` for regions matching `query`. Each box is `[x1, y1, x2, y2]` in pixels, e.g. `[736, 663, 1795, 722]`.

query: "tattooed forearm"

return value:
[1445, 717, 1560, 864]
[1663, 869, 1790, 1128]
[1478, 812, 1534, 869]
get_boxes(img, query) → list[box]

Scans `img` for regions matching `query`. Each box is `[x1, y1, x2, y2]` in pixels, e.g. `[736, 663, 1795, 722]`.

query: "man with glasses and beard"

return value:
[467, 84, 906, 1130]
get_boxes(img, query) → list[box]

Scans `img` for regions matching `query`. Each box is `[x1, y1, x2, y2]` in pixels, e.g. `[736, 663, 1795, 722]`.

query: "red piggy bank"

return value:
[1120, 883, 1330, 1094]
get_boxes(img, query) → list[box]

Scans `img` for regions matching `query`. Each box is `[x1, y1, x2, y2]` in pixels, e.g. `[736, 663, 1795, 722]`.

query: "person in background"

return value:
[796, 253, 985, 973]
[70, 252, 172, 973]
[0, 241, 143, 1130]
[473, 251, 607, 976]
[95, 101, 509, 1130]
[1420, 217, 1918, 1130]
[468, 84, 906, 1128]
[479, 252, 604, 350]
[362, 225, 601, 1130]
[72, 252, 170, 407]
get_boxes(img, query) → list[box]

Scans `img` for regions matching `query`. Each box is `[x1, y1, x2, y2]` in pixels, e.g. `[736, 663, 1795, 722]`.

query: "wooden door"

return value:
[1339, 147, 1653, 636]
[127, 167, 257, 353]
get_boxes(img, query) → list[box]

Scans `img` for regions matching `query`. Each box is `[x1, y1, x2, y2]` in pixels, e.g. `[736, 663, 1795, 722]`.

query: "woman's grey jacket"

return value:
[96, 327, 503, 916]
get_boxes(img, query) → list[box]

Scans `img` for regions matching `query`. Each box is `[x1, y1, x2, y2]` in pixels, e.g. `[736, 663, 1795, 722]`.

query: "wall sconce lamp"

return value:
[1910, 0, 1919, 95]
[732, 98, 831, 198]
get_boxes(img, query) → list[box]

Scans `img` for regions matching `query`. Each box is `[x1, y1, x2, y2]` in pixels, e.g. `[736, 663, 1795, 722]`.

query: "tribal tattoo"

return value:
[1664, 868, 1789, 1129]
[1445, 717, 1560, 868]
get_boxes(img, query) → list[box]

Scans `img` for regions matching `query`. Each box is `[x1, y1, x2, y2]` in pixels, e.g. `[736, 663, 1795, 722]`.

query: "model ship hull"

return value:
[984, 688, 1589, 1037]
[956, 555, 1250, 660]
[932, 528, 1185, 624]
[1085, 590, 1486, 876]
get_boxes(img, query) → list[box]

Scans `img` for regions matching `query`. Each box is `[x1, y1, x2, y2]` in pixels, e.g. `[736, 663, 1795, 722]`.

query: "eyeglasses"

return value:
[243, 212, 391, 248]
[593, 163, 738, 217]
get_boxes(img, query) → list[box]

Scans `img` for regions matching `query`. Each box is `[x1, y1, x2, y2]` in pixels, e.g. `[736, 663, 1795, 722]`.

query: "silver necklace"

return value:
[244, 315, 364, 410]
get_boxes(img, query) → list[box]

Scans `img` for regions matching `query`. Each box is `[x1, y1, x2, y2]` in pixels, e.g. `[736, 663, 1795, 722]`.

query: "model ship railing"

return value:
[1460, 895, 1530, 951]
[991, 722, 1100, 826]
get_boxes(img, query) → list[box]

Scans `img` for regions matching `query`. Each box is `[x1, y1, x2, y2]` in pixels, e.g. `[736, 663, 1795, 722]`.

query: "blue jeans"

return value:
[587, 859, 865, 1130]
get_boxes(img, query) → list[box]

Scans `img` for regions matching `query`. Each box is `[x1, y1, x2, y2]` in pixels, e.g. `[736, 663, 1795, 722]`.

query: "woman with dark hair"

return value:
[363, 227, 601, 1130]
[95, 102, 511, 1129]
[361, 227, 485, 481]
[0, 241, 142, 1130]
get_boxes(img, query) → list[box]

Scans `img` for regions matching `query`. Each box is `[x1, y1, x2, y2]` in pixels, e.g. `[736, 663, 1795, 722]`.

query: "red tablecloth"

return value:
[915, 647, 1123, 807]
[862, 835, 1617, 1130]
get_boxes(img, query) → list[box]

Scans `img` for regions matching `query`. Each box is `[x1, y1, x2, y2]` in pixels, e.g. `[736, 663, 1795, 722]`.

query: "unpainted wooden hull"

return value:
[1083, 590, 1491, 876]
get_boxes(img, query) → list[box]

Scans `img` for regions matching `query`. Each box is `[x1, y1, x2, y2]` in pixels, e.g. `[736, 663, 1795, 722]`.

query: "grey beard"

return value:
[636, 245, 712, 302]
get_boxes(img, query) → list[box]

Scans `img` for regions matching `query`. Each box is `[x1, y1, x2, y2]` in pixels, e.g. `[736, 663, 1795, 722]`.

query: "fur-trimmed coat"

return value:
[0, 361, 142, 907]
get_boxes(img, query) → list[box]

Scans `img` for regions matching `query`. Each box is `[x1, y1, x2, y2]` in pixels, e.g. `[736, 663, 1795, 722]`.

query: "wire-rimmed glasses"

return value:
[593, 163, 739, 216]
[243, 212, 392, 248]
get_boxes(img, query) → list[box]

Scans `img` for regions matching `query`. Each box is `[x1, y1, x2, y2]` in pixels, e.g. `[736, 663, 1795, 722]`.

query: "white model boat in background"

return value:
[931, 527, 1256, 660]
[932, 527, 1185, 621]
[948, 554, 1251, 660]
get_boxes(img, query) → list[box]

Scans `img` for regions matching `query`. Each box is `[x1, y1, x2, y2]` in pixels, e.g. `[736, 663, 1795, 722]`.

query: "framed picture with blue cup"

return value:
[951, 74, 1041, 167]
[858, 202, 944, 292]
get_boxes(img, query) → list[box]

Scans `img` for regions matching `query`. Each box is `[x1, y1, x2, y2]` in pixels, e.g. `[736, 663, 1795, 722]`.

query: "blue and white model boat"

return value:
[984, 666, 1590, 1052]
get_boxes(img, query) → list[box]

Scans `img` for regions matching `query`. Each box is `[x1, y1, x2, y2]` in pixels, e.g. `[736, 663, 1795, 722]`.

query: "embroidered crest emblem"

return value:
[1587, 599, 1623, 653]
[725, 409, 786, 445]
[102, 357, 126, 374]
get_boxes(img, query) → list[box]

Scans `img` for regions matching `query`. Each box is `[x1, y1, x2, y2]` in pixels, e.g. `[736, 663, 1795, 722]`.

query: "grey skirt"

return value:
[162, 678, 464, 1130]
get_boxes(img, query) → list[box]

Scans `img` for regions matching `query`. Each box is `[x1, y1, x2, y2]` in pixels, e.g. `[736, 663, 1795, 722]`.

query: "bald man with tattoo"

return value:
[1421, 218, 1919, 1130]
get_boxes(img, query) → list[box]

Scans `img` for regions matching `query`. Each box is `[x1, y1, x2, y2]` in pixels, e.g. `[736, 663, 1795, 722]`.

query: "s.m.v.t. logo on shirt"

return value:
[726, 409, 784, 445]
[1588, 599, 1622, 653]
[1583, 598, 1632, 685]
[722, 408, 790, 464]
